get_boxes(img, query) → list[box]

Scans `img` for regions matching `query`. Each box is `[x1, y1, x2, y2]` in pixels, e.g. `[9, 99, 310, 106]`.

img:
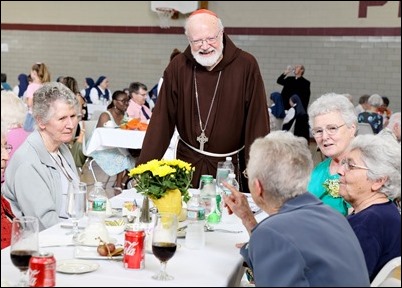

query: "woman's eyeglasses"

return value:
[340, 158, 369, 171]
[312, 123, 346, 137]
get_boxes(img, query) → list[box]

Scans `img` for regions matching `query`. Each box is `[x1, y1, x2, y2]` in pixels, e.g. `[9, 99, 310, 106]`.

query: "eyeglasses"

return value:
[340, 158, 369, 171]
[311, 123, 346, 137]
[116, 99, 129, 104]
[189, 30, 222, 48]
[242, 169, 248, 179]
[134, 92, 147, 97]
[2, 144, 13, 153]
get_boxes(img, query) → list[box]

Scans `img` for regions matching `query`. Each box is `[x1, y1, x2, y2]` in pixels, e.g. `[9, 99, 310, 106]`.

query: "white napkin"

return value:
[40, 234, 75, 248]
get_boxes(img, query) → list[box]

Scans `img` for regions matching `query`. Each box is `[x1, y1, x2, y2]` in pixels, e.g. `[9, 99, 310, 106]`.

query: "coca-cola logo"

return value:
[29, 269, 40, 286]
[124, 240, 139, 256]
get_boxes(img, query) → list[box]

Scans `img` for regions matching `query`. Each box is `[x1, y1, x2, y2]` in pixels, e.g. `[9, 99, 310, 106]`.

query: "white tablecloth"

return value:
[86, 127, 178, 160]
[86, 128, 146, 155]
[1, 189, 249, 287]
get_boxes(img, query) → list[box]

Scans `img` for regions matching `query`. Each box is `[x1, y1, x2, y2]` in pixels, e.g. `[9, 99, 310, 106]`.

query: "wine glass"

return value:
[66, 182, 87, 240]
[151, 212, 178, 281]
[10, 216, 39, 287]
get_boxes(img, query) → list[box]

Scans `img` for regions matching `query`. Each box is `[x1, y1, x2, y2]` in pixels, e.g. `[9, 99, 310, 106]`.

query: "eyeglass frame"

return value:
[340, 158, 369, 171]
[242, 169, 248, 179]
[311, 123, 346, 137]
[188, 30, 222, 47]
[2, 144, 13, 153]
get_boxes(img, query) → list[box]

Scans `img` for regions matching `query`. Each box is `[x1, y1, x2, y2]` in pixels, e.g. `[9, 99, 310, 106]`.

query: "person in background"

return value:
[358, 93, 383, 134]
[24, 63, 51, 132]
[223, 131, 369, 286]
[126, 82, 152, 122]
[2, 82, 80, 231]
[282, 94, 309, 142]
[63, 76, 88, 121]
[62, 76, 88, 169]
[355, 94, 370, 115]
[90, 90, 136, 195]
[377, 96, 392, 126]
[276, 64, 310, 111]
[56, 76, 65, 83]
[89, 76, 111, 105]
[307, 93, 357, 216]
[337, 134, 401, 281]
[12, 73, 29, 99]
[1, 120, 15, 249]
[81, 77, 95, 104]
[136, 9, 270, 191]
[268, 92, 285, 131]
[379, 111, 401, 144]
[1, 73, 12, 91]
[26, 62, 51, 112]
[0, 91, 29, 160]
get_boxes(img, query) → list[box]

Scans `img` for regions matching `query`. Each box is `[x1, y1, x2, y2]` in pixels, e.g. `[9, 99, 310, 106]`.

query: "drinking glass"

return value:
[151, 212, 178, 281]
[66, 182, 87, 240]
[10, 216, 39, 287]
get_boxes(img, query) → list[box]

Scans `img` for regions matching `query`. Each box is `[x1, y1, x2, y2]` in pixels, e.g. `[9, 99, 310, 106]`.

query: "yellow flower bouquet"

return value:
[128, 159, 194, 203]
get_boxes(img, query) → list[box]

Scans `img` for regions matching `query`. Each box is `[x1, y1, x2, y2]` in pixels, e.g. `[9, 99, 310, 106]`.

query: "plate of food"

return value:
[56, 259, 99, 274]
[74, 245, 124, 260]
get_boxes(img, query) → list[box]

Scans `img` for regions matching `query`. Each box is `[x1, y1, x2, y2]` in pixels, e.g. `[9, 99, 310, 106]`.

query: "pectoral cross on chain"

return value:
[197, 131, 208, 151]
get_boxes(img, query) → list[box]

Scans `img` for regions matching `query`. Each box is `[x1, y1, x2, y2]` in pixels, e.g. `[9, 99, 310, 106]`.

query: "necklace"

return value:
[194, 66, 222, 151]
[49, 151, 74, 182]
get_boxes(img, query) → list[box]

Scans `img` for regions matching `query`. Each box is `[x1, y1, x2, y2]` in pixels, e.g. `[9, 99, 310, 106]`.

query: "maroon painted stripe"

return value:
[1, 23, 400, 36]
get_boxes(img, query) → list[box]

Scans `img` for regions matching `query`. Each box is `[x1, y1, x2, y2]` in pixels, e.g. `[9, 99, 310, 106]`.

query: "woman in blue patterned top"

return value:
[307, 93, 357, 215]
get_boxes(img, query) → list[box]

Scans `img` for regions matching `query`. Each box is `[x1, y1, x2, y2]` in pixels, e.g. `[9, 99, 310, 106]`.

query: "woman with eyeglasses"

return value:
[1, 121, 16, 249]
[90, 90, 136, 194]
[307, 93, 357, 216]
[337, 134, 401, 282]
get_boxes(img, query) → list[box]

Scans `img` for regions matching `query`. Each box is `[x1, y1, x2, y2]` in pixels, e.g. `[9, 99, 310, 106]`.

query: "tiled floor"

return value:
[79, 141, 322, 199]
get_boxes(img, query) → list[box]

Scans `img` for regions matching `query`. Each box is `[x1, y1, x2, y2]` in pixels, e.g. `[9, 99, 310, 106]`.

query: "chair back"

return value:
[371, 256, 401, 287]
[82, 120, 98, 157]
[357, 122, 374, 135]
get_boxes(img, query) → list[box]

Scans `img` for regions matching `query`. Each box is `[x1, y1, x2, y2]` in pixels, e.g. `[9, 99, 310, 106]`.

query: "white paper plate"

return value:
[56, 259, 99, 274]
[75, 233, 117, 247]
[74, 246, 123, 260]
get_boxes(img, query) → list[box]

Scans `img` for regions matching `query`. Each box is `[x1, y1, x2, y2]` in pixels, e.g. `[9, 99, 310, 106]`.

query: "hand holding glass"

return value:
[151, 212, 178, 281]
[10, 216, 39, 287]
[66, 182, 87, 240]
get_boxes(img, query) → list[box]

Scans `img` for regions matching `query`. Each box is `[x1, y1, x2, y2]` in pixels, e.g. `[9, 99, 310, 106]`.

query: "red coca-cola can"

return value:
[28, 252, 56, 287]
[123, 229, 145, 269]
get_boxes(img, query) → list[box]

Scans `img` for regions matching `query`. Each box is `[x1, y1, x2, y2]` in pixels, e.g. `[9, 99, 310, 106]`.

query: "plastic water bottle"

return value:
[220, 173, 240, 224]
[185, 190, 206, 249]
[216, 157, 234, 194]
[222, 173, 239, 196]
[199, 175, 216, 216]
[87, 182, 107, 219]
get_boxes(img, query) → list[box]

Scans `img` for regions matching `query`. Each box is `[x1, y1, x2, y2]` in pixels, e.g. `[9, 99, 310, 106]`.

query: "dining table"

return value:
[86, 127, 178, 160]
[0, 189, 262, 287]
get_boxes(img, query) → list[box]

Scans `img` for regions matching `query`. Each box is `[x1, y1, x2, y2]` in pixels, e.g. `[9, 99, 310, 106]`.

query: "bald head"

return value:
[184, 10, 223, 37]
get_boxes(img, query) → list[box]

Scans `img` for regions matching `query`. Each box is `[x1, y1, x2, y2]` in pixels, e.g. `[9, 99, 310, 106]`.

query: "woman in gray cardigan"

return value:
[3, 82, 80, 231]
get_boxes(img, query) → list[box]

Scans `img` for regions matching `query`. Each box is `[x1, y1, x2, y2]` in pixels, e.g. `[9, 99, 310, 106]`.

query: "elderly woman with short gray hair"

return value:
[337, 134, 401, 281]
[307, 93, 357, 215]
[2, 82, 80, 231]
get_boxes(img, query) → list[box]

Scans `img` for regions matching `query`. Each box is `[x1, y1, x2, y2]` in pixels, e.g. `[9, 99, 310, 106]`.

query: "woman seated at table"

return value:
[337, 134, 401, 282]
[90, 90, 136, 194]
[2, 82, 81, 231]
